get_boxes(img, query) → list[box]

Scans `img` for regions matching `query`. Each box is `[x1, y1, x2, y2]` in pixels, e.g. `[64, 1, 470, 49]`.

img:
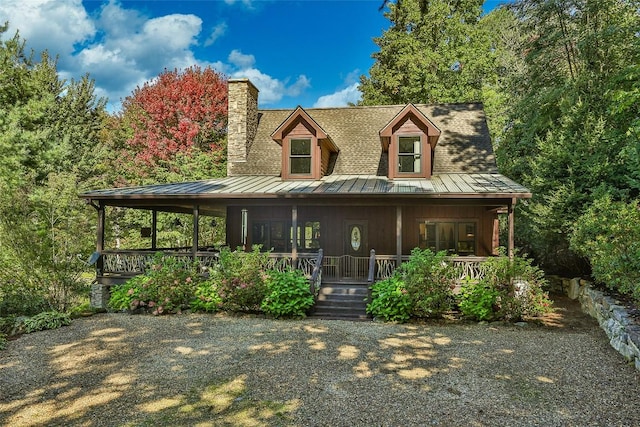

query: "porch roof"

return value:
[81, 173, 531, 203]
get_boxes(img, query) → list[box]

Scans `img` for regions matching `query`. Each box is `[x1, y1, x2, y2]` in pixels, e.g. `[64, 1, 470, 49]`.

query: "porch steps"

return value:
[310, 281, 371, 321]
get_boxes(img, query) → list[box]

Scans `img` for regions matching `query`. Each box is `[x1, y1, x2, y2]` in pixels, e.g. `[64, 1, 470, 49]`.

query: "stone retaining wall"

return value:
[547, 276, 640, 371]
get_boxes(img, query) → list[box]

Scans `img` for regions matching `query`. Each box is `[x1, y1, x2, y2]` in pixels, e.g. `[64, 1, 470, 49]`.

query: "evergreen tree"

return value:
[360, 0, 491, 104]
[496, 0, 640, 273]
[0, 24, 106, 314]
[0, 24, 106, 186]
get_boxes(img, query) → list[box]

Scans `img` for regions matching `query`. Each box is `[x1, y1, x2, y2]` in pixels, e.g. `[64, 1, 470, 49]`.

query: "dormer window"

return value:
[379, 104, 441, 180]
[271, 106, 339, 180]
[289, 138, 312, 175]
[398, 136, 422, 174]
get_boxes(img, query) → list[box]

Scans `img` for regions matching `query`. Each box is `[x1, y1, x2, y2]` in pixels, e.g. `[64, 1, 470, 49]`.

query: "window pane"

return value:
[399, 136, 419, 153]
[421, 222, 437, 251]
[421, 221, 476, 255]
[398, 154, 420, 173]
[303, 221, 321, 250]
[270, 221, 288, 252]
[290, 139, 311, 155]
[252, 222, 269, 249]
[457, 222, 476, 255]
[398, 136, 421, 173]
[438, 222, 456, 254]
[290, 157, 311, 174]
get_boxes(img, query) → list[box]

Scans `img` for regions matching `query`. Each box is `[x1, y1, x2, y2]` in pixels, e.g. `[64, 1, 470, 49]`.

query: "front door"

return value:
[343, 221, 368, 278]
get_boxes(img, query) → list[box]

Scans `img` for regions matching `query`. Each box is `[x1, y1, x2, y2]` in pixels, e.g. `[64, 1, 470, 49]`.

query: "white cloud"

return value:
[287, 75, 311, 97]
[0, 0, 310, 111]
[228, 50, 310, 105]
[0, 0, 207, 110]
[228, 49, 256, 69]
[205, 22, 228, 47]
[314, 83, 362, 108]
[0, 0, 95, 58]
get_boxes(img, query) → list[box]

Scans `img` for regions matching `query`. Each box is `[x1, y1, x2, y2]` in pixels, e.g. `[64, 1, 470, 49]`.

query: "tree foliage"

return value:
[360, 0, 492, 104]
[118, 66, 228, 183]
[571, 195, 640, 302]
[0, 24, 106, 314]
[496, 0, 640, 273]
[0, 24, 106, 187]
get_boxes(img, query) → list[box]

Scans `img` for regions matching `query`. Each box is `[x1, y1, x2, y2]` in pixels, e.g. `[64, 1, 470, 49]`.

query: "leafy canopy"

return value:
[120, 66, 228, 174]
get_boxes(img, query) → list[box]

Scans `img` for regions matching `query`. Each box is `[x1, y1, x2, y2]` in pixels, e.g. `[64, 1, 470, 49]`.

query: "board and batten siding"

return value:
[226, 204, 497, 257]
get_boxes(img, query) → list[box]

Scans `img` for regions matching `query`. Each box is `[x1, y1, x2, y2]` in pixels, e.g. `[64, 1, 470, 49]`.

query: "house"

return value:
[82, 79, 531, 314]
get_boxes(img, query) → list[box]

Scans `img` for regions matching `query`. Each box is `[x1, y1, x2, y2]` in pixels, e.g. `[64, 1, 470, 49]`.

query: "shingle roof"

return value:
[230, 103, 497, 176]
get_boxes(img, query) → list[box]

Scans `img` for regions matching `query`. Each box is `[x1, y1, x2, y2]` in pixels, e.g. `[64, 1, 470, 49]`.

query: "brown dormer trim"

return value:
[273, 106, 339, 180]
[379, 104, 441, 151]
[271, 106, 338, 151]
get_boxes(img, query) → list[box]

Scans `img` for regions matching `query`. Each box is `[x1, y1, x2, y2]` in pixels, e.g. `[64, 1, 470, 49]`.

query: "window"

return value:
[299, 221, 321, 250]
[397, 136, 421, 174]
[289, 138, 312, 175]
[251, 220, 321, 252]
[419, 221, 476, 255]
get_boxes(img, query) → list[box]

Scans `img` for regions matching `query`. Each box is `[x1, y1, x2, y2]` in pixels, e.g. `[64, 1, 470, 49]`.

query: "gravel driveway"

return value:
[1, 296, 639, 427]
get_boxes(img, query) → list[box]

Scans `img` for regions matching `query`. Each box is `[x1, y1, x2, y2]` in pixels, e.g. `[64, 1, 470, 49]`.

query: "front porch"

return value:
[96, 248, 487, 285]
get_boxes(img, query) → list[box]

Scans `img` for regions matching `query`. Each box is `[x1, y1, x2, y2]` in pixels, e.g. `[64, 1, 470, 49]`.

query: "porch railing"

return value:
[322, 255, 370, 280]
[368, 252, 488, 285]
[100, 248, 487, 287]
[101, 249, 219, 276]
[267, 251, 323, 295]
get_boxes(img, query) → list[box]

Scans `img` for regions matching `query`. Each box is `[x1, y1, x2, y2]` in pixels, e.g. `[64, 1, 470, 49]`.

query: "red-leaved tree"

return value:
[121, 66, 228, 168]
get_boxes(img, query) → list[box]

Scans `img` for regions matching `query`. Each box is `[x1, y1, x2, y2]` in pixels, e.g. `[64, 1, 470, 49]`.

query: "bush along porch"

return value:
[104, 245, 552, 323]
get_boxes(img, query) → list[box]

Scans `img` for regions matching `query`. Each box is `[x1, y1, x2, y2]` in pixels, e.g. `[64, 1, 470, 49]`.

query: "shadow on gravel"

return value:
[1, 296, 638, 426]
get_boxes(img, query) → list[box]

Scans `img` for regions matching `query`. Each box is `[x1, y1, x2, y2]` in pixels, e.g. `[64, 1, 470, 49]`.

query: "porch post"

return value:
[508, 198, 516, 260]
[151, 210, 157, 250]
[396, 206, 402, 265]
[91, 202, 109, 309]
[96, 203, 105, 274]
[291, 205, 298, 261]
[192, 205, 200, 259]
[241, 208, 248, 250]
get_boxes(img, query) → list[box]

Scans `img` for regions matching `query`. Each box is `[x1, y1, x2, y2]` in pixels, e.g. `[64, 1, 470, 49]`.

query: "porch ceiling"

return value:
[80, 173, 531, 206]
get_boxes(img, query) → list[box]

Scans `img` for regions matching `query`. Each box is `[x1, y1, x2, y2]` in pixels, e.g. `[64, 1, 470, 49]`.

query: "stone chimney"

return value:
[227, 79, 259, 176]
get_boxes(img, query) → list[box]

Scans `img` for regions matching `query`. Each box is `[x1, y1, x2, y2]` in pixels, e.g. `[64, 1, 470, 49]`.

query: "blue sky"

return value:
[1, 0, 510, 112]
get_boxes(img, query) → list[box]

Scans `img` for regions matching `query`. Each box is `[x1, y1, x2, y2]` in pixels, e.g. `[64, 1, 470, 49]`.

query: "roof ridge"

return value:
[258, 102, 484, 113]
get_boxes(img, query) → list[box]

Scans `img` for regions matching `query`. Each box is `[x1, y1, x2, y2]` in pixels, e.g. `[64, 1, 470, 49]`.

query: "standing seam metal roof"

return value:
[81, 174, 531, 200]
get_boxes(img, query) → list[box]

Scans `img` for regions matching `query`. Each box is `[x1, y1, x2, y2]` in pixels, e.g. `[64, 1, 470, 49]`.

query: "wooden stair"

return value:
[310, 280, 371, 321]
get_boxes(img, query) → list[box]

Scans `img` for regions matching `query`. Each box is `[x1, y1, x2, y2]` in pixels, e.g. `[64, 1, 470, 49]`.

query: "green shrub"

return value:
[0, 332, 6, 350]
[366, 276, 412, 323]
[213, 246, 269, 312]
[399, 248, 458, 318]
[473, 254, 553, 321]
[109, 253, 201, 315]
[458, 281, 500, 321]
[0, 174, 94, 316]
[22, 311, 71, 333]
[571, 195, 640, 302]
[109, 276, 146, 311]
[0, 315, 20, 337]
[0, 279, 49, 317]
[261, 269, 314, 318]
[68, 301, 97, 318]
[190, 280, 222, 313]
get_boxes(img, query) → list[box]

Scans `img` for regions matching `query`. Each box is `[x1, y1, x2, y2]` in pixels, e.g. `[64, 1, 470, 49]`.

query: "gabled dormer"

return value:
[271, 106, 339, 180]
[379, 104, 441, 179]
